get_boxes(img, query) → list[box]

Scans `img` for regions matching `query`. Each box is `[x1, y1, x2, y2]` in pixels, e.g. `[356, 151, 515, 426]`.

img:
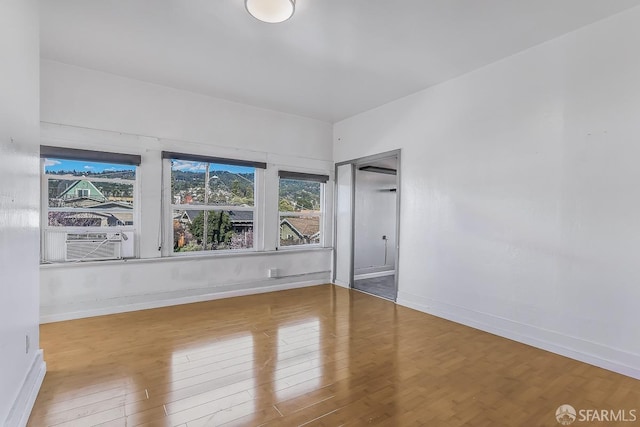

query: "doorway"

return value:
[333, 150, 400, 301]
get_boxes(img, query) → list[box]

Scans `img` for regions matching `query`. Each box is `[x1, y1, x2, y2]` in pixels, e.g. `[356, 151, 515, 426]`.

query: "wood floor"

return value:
[29, 285, 640, 426]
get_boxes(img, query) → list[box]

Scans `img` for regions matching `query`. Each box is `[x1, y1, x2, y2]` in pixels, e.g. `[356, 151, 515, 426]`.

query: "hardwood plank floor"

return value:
[29, 285, 640, 426]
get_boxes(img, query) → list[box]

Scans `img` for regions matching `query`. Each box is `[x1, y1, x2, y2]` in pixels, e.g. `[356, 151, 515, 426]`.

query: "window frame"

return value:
[40, 147, 141, 264]
[164, 152, 265, 256]
[277, 170, 328, 250]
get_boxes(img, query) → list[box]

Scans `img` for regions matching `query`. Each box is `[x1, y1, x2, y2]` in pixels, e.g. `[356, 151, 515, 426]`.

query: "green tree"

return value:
[231, 180, 242, 198]
[279, 199, 295, 212]
[188, 211, 233, 248]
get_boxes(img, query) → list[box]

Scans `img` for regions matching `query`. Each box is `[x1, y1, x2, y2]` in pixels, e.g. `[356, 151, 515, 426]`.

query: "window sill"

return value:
[39, 246, 333, 269]
[276, 244, 323, 251]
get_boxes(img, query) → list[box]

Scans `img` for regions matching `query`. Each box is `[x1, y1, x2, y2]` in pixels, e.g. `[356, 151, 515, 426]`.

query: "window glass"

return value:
[279, 178, 322, 246]
[171, 160, 255, 252]
[46, 158, 135, 227]
[171, 160, 254, 207]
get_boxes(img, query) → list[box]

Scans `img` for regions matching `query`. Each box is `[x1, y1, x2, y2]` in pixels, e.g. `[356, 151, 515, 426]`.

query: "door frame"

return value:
[333, 149, 401, 301]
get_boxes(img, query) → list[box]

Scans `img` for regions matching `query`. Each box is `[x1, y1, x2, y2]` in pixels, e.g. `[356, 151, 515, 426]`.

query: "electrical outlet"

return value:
[26, 335, 30, 354]
[382, 235, 387, 240]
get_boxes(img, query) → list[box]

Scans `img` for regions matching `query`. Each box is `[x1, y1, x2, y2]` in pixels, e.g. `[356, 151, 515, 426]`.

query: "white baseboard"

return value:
[41, 278, 329, 323]
[354, 270, 395, 280]
[333, 279, 350, 288]
[4, 350, 46, 427]
[397, 292, 640, 380]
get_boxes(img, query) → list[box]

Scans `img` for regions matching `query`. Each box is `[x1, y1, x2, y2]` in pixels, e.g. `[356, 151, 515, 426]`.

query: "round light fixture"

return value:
[245, 0, 295, 23]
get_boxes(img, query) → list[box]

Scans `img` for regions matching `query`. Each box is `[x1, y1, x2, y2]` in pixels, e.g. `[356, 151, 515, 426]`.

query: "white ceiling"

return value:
[40, 0, 640, 122]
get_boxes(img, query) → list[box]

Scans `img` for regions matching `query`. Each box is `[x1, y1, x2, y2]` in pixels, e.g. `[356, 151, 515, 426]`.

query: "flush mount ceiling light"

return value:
[245, 0, 295, 23]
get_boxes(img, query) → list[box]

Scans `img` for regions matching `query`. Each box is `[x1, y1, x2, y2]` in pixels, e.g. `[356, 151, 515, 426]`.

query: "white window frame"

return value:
[277, 171, 327, 250]
[163, 153, 265, 257]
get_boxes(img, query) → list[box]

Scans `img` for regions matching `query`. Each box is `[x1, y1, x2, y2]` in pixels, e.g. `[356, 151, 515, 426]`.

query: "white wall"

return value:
[41, 60, 332, 161]
[334, 6, 640, 378]
[354, 169, 396, 275]
[40, 61, 334, 322]
[0, 0, 46, 425]
[41, 250, 332, 322]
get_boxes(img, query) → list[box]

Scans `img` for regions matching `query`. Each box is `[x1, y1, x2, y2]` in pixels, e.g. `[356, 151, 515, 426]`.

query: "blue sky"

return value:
[44, 158, 136, 173]
[171, 160, 254, 174]
[44, 158, 254, 175]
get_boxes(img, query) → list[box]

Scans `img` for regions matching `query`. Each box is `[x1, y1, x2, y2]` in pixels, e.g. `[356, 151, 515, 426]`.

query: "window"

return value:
[278, 171, 328, 247]
[165, 152, 266, 253]
[41, 146, 140, 263]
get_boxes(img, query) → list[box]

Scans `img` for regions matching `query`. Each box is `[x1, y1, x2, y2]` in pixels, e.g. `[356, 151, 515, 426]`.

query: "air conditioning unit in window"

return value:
[65, 232, 123, 262]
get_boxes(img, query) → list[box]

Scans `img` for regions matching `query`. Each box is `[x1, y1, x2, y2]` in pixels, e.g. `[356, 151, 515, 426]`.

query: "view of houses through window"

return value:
[46, 158, 135, 227]
[41, 149, 328, 262]
[171, 159, 256, 252]
[279, 178, 322, 246]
